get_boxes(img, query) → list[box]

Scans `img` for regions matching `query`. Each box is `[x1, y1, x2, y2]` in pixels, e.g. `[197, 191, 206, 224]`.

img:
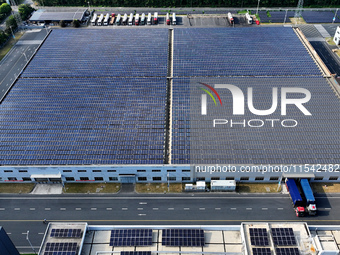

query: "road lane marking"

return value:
[38, 233, 44, 235]
[139, 202, 147, 205]
[138, 214, 146, 216]
[278, 208, 284, 210]
[122, 208, 128, 210]
[137, 208, 143, 210]
[199, 208, 205, 210]
[14, 208, 20, 211]
[215, 208, 221, 210]
[184, 208, 190, 210]
[262, 208, 268, 210]
[91, 208, 97, 211]
[168, 208, 174, 210]
[60, 208, 66, 211]
[230, 208, 237, 210]
[246, 208, 252, 210]
[75, 208, 81, 211]
[29, 208, 35, 211]
[106, 208, 112, 211]
[0, 208, 5, 211]
[152, 208, 159, 210]
[45, 208, 51, 211]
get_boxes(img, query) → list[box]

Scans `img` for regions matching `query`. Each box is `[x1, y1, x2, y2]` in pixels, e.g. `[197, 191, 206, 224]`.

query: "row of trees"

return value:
[34, 0, 339, 7]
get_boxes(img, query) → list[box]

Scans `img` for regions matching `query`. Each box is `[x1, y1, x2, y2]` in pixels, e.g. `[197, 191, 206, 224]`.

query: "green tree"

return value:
[0, 29, 8, 45]
[59, 20, 67, 27]
[5, 15, 17, 35]
[0, 3, 12, 15]
[18, 4, 35, 20]
[72, 19, 80, 27]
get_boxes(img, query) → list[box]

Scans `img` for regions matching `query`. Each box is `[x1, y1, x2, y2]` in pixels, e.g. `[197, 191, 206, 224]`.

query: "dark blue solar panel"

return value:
[44, 242, 78, 255]
[110, 229, 153, 247]
[302, 11, 340, 23]
[171, 77, 340, 165]
[0, 78, 166, 165]
[21, 29, 169, 78]
[173, 27, 321, 77]
[162, 229, 204, 247]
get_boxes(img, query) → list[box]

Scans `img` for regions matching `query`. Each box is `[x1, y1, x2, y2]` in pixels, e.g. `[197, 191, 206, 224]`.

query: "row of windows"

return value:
[2, 169, 191, 173]
[3, 176, 336, 181]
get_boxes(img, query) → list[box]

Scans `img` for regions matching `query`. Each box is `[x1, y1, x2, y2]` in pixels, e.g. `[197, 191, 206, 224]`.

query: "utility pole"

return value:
[294, 0, 304, 25]
[256, 0, 260, 16]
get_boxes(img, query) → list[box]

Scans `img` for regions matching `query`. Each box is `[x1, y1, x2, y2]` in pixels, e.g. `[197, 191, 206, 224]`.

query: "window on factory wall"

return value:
[255, 177, 264, 181]
[329, 176, 338, 181]
[182, 177, 190, 181]
[19, 170, 28, 172]
[138, 177, 147, 181]
[211, 177, 220, 180]
[167, 177, 176, 181]
[78, 170, 86, 172]
[22, 177, 32, 181]
[107, 170, 116, 172]
[109, 177, 118, 181]
[240, 177, 249, 181]
[167, 169, 176, 172]
[197, 177, 205, 181]
[226, 177, 234, 180]
[137, 170, 146, 172]
[93, 170, 101, 172]
[63, 170, 72, 172]
[270, 176, 279, 181]
[182, 170, 190, 172]
[4, 170, 13, 172]
[8, 177, 17, 181]
[80, 177, 89, 181]
[152, 169, 161, 172]
[94, 177, 104, 181]
[153, 177, 162, 181]
[314, 177, 323, 181]
[65, 177, 75, 181]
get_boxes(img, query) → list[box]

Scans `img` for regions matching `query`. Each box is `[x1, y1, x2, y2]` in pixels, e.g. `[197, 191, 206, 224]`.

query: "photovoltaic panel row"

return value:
[121, 252, 151, 255]
[173, 27, 321, 77]
[162, 229, 204, 247]
[0, 77, 167, 165]
[110, 229, 152, 247]
[272, 228, 296, 246]
[50, 229, 82, 238]
[252, 248, 271, 255]
[21, 29, 169, 78]
[44, 242, 78, 255]
[171, 77, 340, 165]
[276, 248, 300, 255]
[249, 228, 269, 246]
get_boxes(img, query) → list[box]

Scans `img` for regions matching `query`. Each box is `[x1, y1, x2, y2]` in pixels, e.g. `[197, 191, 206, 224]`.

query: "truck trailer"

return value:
[115, 14, 121, 25]
[286, 178, 305, 217]
[140, 13, 146, 25]
[128, 13, 134, 26]
[172, 13, 176, 25]
[166, 13, 170, 25]
[91, 13, 97, 26]
[103, 13, 110, 26]
[147, 13, 152, 25]
[153, 12, 158, 24]
[300, 179, 317, 215]
[227, 12, 234, 25]
[135, 13, 140, 25]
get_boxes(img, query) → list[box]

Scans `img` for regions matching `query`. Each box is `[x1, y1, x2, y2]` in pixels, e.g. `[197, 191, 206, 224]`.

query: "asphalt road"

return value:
[0, 193, 339, 253]
[0, 29, 48, 102]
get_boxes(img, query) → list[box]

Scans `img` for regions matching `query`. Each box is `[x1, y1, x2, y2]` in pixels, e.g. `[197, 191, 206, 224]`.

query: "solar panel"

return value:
[271, 228, 296, 246]
[162, 229, 204, 247]
[110, 229, 152, 247]
[50, 228, 82, 238]
[252, 248, 271, 255]
[44, 242, 78, 255]
[249, 228, 269, 246]
[121, 252, 152, 255]
[276, 248, 300, 255]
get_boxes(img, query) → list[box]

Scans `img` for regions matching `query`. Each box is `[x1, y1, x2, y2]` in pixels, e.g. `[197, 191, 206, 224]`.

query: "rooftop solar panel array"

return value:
[44, 242, 78, 255]
[50, 229, 82, 238]
[21, 29, 169, 78]
[272, 228, 296, 246]
[258, 11, 295, 23]
[249, 228, 269, 246]
[162, 229, 204, 247]
[0, 77, 166, 165]
[173, 27, 321, 77]
[121, 252, 151, 255]
[253, 248, 271, 255]
[110, 229, 153, 246]
[276, 248, 300, 255]
[171, 76, 340, 164]
[301, 11, 340, 23]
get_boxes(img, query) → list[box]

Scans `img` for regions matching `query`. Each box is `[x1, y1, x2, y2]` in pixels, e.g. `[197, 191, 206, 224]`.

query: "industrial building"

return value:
[0, 26, 340, 184]
[35, 222, 340, 255]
